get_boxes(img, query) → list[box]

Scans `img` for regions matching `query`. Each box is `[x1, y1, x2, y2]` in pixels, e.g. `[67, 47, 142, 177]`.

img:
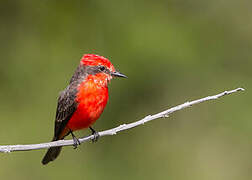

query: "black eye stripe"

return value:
[98, 65, 106, 71]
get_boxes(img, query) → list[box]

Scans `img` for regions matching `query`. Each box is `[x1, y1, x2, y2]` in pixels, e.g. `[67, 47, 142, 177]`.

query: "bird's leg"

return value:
[70, 130, 80, 149]
[89, 126, 99, 143]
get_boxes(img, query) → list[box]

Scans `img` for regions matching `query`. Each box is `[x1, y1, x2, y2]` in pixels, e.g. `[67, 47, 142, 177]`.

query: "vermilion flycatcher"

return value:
[42, 54, 126, 165]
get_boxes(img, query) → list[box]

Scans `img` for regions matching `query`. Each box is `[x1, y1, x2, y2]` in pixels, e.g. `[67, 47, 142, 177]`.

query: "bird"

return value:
[41, 54, 127, 165]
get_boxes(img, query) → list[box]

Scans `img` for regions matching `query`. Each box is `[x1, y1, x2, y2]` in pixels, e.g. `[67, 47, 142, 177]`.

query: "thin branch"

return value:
[0, 88, 244, 153]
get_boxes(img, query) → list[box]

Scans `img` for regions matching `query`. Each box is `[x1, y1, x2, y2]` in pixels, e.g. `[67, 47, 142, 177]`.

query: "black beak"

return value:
[111, 71, 127, 78]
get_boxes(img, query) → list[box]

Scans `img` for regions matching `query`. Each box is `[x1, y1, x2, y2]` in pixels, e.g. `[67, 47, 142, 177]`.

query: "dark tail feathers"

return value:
[42, 130, 70, 165]
[41, 146, 62, 165]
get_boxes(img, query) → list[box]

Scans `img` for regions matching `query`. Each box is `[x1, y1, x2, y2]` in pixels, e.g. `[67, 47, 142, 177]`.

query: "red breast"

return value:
[67, 73, 109, 131]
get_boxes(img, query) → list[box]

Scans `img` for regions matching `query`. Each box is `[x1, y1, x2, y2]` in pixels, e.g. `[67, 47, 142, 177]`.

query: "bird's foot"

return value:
[70, 130, 80, 149]
[89, 127, 100, 143]
[73, 136, 81, 149]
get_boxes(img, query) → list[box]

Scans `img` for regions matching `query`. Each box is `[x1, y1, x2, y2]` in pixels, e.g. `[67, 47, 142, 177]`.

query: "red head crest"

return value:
[81, 54, 115, 72]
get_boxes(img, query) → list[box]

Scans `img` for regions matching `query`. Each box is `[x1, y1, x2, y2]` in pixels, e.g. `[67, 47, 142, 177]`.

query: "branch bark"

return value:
[0, 88, 244, 153]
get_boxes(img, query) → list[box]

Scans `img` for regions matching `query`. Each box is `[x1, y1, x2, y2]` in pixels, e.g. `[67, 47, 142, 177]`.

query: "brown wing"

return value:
[42, 85, 78, 165]
[53, 85, 78, 140]
[42, 64, 88, 164]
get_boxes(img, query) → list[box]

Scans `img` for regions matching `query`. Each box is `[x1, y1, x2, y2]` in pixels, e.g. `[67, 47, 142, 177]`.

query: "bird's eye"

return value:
[99, 65, 106, 71]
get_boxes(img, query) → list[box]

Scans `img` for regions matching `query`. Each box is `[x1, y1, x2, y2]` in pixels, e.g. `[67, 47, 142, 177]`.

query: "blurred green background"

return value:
[0, 0, 251, 179]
